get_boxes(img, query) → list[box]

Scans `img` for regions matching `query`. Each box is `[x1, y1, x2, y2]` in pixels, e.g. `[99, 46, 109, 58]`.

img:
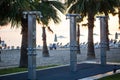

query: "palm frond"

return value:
[48, 1, 65, 13]
[37, 1, 63, 25]
[47, 26, 53, 33]
[0, 0, 36, 27]
[97, 0, 117, 16]
[66, 0, 77, 8]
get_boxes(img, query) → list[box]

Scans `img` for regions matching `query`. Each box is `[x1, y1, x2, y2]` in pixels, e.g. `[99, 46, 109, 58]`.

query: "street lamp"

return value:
[23, 11, 42, 80]
[66, 14, 81, 72]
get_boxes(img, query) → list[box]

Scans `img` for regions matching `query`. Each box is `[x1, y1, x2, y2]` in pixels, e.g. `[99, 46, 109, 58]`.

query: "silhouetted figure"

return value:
[113, 65, 117, 73]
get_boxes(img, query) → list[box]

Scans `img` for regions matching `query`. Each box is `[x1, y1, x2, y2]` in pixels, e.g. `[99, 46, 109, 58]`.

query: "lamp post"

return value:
[23, 11, 42, 80]
[97, 16, 107, 65]
[66, 14, 81, 72]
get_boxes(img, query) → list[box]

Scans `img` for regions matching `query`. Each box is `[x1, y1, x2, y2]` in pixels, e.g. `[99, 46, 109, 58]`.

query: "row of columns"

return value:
[23, 11, 107, 79]
[67, 15, 107, 71]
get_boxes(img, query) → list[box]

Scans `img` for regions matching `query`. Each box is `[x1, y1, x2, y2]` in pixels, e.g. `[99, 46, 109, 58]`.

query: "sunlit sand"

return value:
[0, 48, 120, 69]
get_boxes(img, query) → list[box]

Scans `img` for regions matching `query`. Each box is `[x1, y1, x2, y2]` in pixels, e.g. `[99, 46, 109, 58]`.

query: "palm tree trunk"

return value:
[19, 17, 28, 68]
[118, 8, 120, 29]
[104, 13, 109, 51]
[87, 13, 95, 59]
[76, 24, 80, 54]
[42, 27, 49, 57]
[105, 17, 110, 50]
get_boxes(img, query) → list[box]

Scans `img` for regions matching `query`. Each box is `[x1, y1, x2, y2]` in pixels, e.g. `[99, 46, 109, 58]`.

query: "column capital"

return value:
[23, 11, 42, 19]
[66, 14, 81, 19]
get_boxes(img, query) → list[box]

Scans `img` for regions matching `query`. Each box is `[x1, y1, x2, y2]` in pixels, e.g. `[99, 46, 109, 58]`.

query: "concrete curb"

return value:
[78, 70, 120, 80]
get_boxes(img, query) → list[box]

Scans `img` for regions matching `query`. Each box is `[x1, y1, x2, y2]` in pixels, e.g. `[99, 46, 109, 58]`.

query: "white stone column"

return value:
[97, 16, 107, 65]
[23, 11, 42, 80]
[66, 14, 81, 72]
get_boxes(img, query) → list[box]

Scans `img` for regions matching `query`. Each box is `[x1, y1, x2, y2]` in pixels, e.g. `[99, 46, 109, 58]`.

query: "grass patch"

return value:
[37, 65, 58, 70]
[98, 73, 120, 80]
[0, 67, 27, 75]
[0, 65, 57, 75]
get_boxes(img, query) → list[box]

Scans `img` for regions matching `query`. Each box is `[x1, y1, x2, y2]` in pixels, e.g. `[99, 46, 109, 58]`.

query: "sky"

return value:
[0, 14, 120, 47]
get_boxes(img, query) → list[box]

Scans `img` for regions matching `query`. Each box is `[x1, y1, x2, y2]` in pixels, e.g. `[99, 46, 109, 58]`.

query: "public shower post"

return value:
[23, 11, 42, 80]
[97, 16, 107, 65]
[66, 14, 81, 72]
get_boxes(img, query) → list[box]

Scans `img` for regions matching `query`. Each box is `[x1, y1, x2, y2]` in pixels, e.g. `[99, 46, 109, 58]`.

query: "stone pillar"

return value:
[23, 11, 42, 80]
[97, 16, 107, 65]
[66, 14, 81, 72]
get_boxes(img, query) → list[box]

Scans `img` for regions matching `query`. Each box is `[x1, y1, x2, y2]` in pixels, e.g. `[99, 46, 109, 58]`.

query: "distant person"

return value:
[0, 50, 1, 54]
[113, 65, 117, 73]
[114, 40, 117, 44]
[49, 44, 53, 50]
[52, 43, 56, 50]
[0, 44, 2, 49]
[4, 44, 7, 49]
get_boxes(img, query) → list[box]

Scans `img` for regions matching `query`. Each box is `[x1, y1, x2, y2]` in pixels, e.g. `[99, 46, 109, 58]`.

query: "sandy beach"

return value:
[0, 48, 120, 69]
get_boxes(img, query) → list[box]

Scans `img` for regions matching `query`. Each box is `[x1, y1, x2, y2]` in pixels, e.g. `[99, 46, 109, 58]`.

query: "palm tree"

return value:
[36, 1, 64, 57]
[0, 0, 10, 26]
[67, 0, 99, 59]
[115, 0, 120, 29]
[0, 0, 64, 67]
[0, 0, 35, 67]
[41, 26, 54, 57]
[118, 7, 120, 29]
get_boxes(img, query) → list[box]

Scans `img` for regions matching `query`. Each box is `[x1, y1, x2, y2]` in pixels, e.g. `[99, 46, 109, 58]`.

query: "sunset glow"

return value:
[0, 14, 120, 47]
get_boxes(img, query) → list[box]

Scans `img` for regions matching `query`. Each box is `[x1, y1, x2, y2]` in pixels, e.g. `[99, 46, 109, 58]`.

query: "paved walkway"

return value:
[0, 63, 120, 80]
